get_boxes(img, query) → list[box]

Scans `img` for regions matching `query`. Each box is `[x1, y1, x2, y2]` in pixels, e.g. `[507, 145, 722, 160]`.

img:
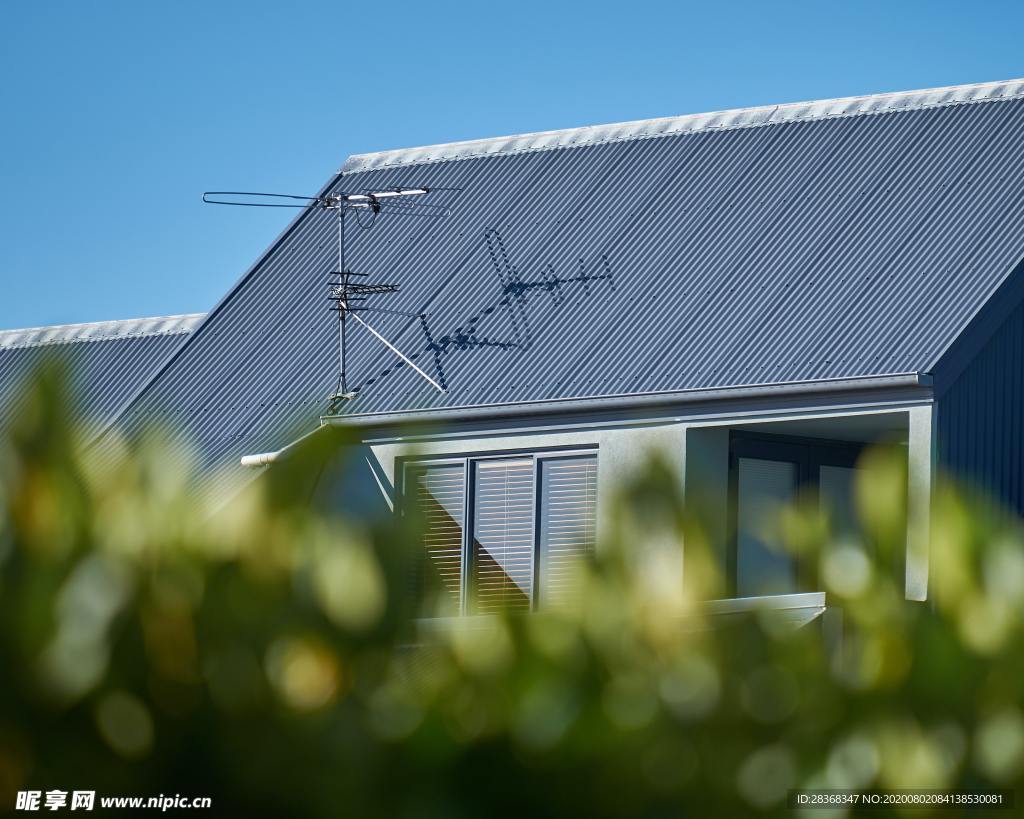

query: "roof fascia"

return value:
[322, 373, 931, 432]
[240, 374, 930, 467]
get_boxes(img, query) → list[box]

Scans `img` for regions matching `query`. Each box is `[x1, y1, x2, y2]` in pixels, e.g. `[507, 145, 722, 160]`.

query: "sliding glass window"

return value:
[729, 432, 870, 597]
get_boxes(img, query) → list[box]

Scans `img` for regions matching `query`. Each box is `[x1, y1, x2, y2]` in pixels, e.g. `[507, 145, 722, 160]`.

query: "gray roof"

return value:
[0, 314, 203, 436]
[106, 77, 1024, 483]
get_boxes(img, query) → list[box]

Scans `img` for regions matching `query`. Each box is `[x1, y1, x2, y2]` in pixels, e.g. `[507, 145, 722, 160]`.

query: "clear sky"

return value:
[2, 0, 1023, 329]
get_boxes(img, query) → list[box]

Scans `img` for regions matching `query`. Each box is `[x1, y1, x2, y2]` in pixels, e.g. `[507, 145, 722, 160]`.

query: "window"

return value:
[408, 462, 466, 609]
[538, 457, 600, 608]
[735, 456, 799, 596]
[406, 452, 598, 614]
[472, 458, 535, 613]
[729, 432, 865, 597]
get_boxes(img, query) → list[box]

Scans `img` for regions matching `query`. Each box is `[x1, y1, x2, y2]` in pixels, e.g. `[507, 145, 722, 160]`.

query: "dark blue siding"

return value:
[938, 298, 1024, 514]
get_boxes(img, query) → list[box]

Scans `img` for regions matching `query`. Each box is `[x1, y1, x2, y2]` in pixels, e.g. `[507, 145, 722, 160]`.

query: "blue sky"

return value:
[2, 0, 1023, 329]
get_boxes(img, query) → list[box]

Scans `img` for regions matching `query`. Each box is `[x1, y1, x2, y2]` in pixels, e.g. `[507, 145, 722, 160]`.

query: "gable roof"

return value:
[106, 77, 1024, 484]
[0, 314, 203, 437]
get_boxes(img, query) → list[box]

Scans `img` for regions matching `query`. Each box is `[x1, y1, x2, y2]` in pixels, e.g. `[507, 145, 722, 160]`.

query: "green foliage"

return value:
[1, 366, 1023, 817]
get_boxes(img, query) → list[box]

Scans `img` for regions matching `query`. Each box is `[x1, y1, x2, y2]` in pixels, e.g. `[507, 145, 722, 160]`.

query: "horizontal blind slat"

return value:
[409, 463, 466, 609]
[539, 455, 598, 607]
[472, 458, 536, 614]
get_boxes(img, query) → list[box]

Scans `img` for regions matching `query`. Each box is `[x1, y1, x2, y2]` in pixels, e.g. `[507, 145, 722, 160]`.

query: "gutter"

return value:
[242, 373, 931, 467]
[321, 373, 932, 429]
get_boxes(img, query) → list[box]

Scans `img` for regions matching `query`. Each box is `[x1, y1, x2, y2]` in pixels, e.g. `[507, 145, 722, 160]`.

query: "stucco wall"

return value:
[314, 387, 935, 601]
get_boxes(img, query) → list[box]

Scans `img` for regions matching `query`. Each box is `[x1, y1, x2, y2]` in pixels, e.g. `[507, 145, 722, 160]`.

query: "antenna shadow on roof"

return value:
[344, 229, 617, 400]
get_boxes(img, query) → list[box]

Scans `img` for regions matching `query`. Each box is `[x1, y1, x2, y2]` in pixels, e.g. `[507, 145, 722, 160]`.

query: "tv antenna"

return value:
[203, 187, 451, 401]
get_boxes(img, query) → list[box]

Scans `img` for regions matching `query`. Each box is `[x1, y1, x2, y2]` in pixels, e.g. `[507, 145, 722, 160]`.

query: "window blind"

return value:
[538, 455, 598, 606]
[471, 458, 535, 614]
[409, 463, 466, 609]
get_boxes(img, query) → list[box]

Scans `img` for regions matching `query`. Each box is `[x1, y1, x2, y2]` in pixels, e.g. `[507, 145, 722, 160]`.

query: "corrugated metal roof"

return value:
[105, 78, 1024, 490]
[0, 314, 203, 437]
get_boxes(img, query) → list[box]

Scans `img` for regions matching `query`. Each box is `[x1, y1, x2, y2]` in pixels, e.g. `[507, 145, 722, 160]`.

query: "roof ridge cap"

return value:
[0, 313, 205, 350]
[341, 77, 1024, 173]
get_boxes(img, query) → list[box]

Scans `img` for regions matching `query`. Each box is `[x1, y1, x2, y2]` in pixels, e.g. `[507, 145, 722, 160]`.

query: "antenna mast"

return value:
[203, 186, 450, 401]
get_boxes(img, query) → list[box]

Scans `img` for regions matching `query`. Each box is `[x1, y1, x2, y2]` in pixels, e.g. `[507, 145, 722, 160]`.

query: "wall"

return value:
[682, 426, 730, 576]
[365, 423, 689, 600]
[311, 385, 935, 601]
[309, 443, 397, 522]
[937, 297, 1024, 516]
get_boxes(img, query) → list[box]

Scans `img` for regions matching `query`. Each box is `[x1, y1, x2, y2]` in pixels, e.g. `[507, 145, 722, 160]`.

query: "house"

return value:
[4, 77, 1024, 621]
[0, 314, 202, 439]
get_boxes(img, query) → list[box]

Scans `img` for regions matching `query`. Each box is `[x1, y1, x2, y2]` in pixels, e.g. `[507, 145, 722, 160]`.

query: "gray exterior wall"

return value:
[937, 297, 1024, 515]
[317, 382, 935, 602]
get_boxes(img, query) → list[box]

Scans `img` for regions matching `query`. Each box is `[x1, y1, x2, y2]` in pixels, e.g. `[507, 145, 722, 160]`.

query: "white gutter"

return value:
[244, 373, 931, 468]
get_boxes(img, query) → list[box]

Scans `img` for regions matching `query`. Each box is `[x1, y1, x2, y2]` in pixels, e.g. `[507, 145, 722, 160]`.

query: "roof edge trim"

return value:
[341, 77, 1024, 173]
[92, 171, 344, 448]
[928, 253, 1024, 394]
[321, 373, 932, 428]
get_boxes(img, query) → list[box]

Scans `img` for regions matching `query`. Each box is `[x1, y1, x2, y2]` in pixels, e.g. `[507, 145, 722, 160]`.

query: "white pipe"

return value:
[240, 451, 280, 468]
[239, 424, 327, 468]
